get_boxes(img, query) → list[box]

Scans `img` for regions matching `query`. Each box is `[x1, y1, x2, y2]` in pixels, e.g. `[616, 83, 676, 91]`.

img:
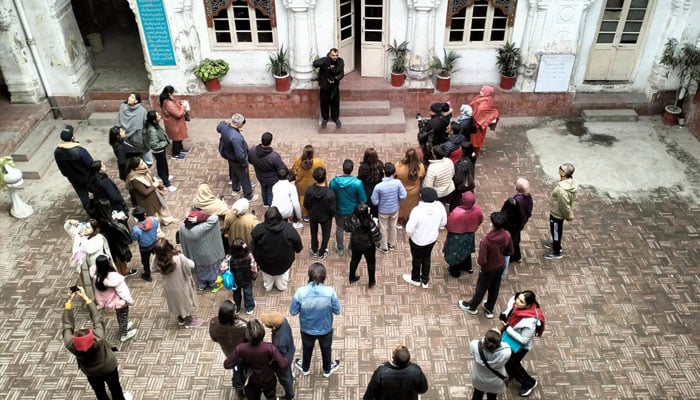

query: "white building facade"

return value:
[1, 0, 699, 114]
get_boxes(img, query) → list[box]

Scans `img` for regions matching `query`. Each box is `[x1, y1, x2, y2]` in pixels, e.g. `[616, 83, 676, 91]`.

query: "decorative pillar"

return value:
[282, 0, 318, 88]
[406, 0, 440, 85]
[0, 6, 43, 103]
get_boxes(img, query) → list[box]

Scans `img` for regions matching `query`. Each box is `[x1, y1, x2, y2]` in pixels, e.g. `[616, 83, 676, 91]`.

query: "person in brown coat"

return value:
[62, 287, 133, 400]
[209, 300, 248, 399]
[158, 85, 189, 160]
[125, 157, 173, 225]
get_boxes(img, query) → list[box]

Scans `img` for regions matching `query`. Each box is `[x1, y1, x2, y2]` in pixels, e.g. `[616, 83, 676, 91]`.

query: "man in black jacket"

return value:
[363, 345, 428, 400]
[251, 206, 303, 292]
[304, 167, 337, 260]
[248, 132, 287, 207]
[313, 48, 345, 128]
[54, 125, 95, 214]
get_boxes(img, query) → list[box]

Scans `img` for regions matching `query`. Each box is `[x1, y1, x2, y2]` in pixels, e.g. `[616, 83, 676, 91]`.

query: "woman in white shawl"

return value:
[117, 92, 151, 166]
[64, 218, 112, 301]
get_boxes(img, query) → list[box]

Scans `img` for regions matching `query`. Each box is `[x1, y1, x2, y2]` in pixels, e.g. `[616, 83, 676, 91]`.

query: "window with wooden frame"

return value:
[207, 0, 276, 49]
[446, 0, 516, 46]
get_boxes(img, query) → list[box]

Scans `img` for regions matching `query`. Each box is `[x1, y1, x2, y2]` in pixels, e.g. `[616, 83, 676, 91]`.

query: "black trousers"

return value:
[319, 87, 340, 121]
[172, 140, 183, 156]
[86, 368, 126, 400]
[506, 348, 536, 388]
[349, 245, 377, 284]
[409, 239, 435, 284]
[549, 215, 564, 254]
[466, 269, 502, 312]
[228, 161, 253, 199]
[152, 151, 171, 186]
[310, 218, 332, 254]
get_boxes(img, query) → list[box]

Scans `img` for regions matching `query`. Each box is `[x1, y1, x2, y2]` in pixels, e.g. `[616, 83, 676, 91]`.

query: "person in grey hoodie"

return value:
[469, 329, 511, 400]
[178, 209, 225, 291]
[248, 132, 287, 207]
[330, 159, 367, 256]
[544, 163, 577, 260]
[402, 187, 447, 288]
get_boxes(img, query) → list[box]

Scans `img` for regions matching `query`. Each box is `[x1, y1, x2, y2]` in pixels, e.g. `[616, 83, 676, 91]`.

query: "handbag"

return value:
[369, 220, 382, 246]
[478, 346, 507, 380]
[184, 111, 191, 121]
[501, 330, 523, 353]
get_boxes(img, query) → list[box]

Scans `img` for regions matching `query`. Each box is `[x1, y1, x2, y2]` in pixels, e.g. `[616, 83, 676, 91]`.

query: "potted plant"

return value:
[267, 45, 291, 92]
[496, 41, 522, 90]
[659, 38, 700, 125]
[431, 49, 462, 92]
[387, 39, 409, 87]
[194, 58, 229, 92]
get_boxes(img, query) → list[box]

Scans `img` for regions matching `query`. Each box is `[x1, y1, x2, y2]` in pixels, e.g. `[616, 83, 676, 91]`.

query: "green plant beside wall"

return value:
[431, 49, 462, 77]
[387, 39, 409, 74]
[194, 58, 230, 82]
[267, 45, 291, 77]
[496, 41, 522, 77]
[0, 156, 16, 188]
[659, 38, 700, 108]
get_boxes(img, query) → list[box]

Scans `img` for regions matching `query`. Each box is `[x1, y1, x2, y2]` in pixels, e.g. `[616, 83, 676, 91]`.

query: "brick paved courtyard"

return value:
[0, 116, 698, 399]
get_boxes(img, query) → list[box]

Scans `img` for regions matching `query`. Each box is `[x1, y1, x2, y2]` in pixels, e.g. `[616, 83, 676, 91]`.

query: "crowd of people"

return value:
[55, 82, 579, 400]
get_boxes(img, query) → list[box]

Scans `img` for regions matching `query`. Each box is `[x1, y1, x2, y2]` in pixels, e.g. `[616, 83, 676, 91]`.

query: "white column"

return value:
[282, 0, 318, 88]
[0, 6, 43, 103]
[406, 0, 440, 85]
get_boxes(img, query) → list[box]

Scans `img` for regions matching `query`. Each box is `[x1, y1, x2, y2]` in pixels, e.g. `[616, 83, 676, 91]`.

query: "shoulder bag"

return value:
[478, 346, 507, 380]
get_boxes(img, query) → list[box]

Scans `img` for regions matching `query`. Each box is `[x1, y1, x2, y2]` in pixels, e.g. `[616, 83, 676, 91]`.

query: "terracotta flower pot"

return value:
[205, 78, 221, 92]
[274, 73, 291, 92]
[390, 72, 405, 87]
[694, 86, 700, 104]
[500, 75, 516, 90]
[662, 105, 682, 126]
[435, 75, 451, 92]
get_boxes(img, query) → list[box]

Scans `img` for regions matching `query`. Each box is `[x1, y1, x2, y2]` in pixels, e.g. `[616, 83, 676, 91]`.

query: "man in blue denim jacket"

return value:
[290, 262, 342, 377]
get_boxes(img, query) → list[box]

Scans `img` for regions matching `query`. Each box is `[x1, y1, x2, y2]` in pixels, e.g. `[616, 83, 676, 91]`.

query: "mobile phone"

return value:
[70, 285, 80, 293]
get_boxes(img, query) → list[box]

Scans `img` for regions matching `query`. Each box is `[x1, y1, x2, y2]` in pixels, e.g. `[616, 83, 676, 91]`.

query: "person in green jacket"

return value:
[62, 287, 133, 400]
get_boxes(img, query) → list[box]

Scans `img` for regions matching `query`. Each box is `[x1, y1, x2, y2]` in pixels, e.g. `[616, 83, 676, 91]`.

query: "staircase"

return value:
[11, 121, 70, 179]
[318, 100, 406, 134]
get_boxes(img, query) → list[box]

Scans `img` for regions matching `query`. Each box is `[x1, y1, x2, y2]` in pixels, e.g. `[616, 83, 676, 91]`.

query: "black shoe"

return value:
[519, 380, 538, 397]
[449, 268, 461, 278]
[125, 268, 138, 277]
[334, 119, 342, 128]
[321, 119, 328, 128]
[140, 273, 152, 282]
[349, 275, 360, 283]
[368, 281, 376, 289]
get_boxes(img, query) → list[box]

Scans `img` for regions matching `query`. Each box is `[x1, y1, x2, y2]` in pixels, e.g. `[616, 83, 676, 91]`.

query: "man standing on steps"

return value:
[544, 163, 577, 260]
[313, 48, 345, 129]
[217, 113, 258, 202]
[54, 125, 95, 215]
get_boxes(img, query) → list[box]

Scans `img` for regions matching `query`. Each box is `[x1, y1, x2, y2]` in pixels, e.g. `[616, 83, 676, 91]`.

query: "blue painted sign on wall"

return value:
[137, 0, 176, 66]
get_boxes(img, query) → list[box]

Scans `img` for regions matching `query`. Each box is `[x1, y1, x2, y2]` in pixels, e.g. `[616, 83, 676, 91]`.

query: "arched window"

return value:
[446, 0, 516, 46]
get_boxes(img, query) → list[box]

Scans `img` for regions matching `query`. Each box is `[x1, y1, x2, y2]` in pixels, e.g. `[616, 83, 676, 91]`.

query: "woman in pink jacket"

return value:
[158, 85, 189, 160]
[443, 191, 484, 277]
[90, 255, 138, 343]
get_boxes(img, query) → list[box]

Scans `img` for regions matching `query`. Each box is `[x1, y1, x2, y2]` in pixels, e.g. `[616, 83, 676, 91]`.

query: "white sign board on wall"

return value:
[535, 54, 576, 93]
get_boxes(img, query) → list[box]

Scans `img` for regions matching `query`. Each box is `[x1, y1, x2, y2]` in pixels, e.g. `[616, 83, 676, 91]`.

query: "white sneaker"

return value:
[168, 175, 173, 181]
[165, 185, 177, 192]
[292, 222, 303, 229]
[120, 329, 138, 342]
[127, 321, 134, 331]
[248, 194, 259, 202]
[123, 392, 133, 400]
[402, 274, 421, 287]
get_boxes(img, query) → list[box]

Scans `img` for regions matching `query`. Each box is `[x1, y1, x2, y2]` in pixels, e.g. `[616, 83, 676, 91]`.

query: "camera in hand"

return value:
[70, 285, 79, 293]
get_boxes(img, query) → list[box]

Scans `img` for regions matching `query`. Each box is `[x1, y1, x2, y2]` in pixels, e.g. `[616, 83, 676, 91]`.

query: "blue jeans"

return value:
[300, 330, 333, 373]
[232, 283, 255, 312]
[277, 365, 294, 399]
[228, 161, 253, 199]
[261, 184, 273, 206]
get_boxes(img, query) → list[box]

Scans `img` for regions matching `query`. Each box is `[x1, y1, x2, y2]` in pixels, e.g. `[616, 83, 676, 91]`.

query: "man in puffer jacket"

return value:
[544, 163, 577, 260]
[329, 159, 366, 256]
[252, 206, 303, 291]
[423, 146, 455, 205]
[248, 132, 287, 207]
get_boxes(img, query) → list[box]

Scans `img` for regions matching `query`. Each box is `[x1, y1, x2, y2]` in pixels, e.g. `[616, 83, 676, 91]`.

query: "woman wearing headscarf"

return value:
[193, 183, 230, 216]
[292, 144, 326, 220]
[178, 209, 225, 291]
[125, 157, 173, 225]
[117, 92, 151, 166]
[468, 85, 500, 156]
[444, 191, 483, 278]
[159, 85, 189, 160]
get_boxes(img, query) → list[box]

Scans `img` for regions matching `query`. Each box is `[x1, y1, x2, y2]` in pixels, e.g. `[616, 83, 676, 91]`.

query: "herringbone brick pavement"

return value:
[0, 116, 698, 399]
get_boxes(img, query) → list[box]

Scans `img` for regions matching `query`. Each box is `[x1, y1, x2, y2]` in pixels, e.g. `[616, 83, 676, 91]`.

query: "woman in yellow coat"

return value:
[291, 144, 326, 220]
[395, 148, 425, 228]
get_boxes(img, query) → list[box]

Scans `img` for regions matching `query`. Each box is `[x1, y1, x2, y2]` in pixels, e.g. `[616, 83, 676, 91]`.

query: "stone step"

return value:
[318, 108, 406, 134]
[340, 100, 391, 116]
[11, 121, 64, 162]
[88, 111, 119, 126]
[14, 139, 56, 180]
[582, 109, 639, 122]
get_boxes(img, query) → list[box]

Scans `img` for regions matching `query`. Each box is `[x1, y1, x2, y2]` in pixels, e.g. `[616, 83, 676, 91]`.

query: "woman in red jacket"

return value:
[468, 85, 500, 155]
[158, 85, 189, 160]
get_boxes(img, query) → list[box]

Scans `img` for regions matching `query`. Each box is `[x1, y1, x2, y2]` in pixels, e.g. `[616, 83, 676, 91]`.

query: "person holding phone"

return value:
[62, 287, 133, 400]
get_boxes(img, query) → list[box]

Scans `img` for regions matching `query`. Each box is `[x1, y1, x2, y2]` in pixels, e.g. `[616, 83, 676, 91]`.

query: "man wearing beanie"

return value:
[402, 187, 447, 288]
[222, 198, 260, 249]
[54, 125, 95, 214]
[417, 102, 449, 146]
[544, 163, 577, 260]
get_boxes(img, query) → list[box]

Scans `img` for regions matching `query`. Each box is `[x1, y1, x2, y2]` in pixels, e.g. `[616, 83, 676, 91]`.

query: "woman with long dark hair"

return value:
[345, 203, 378, 288]
[108, 126, 142, 181]
[209, 300, 248, 398]
[357, 147, 384, 218]
[158, 85, 189, 159]
[500, 290, 546, 397]
[291, 144, 326, 220]
[87, 160, 128, 216]
[117, 92, 151, 166]
[394, 148, 425, 228]
[90, 198, 134, 277]
[153, 238, 202, 328]
[144, 110, 176, 191]
[90, 255, 138, 342]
